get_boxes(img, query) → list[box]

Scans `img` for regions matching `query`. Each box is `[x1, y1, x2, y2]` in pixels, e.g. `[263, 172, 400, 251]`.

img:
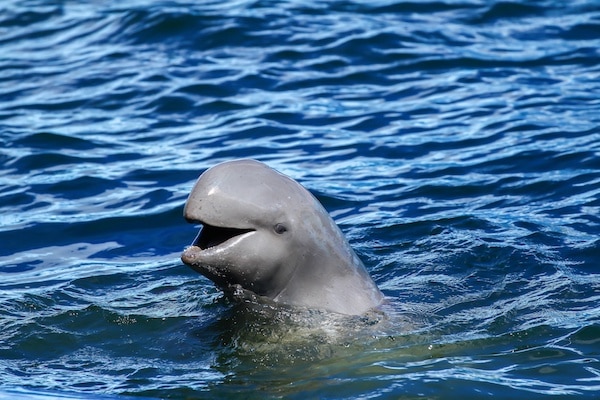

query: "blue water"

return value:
[1, 0, 599, 398]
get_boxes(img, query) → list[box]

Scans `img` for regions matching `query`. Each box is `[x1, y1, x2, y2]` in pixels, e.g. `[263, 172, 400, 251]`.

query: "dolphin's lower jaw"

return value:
[181, 247, 233, 289]
[180, 248, 265, 303]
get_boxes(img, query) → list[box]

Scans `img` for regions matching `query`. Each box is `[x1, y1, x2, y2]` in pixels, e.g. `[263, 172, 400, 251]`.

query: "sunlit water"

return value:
[1, 0, 599, 398]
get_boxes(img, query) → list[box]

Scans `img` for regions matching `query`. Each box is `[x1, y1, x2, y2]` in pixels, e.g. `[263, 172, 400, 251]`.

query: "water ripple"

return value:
[1, 0, 599, 398]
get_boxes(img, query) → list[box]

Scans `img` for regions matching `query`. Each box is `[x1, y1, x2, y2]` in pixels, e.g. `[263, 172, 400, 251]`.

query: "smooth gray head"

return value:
[181, 159, 383, 315]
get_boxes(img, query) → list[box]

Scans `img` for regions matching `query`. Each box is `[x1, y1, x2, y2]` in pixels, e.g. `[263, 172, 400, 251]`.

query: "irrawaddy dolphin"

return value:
[180, 159, 384, 315]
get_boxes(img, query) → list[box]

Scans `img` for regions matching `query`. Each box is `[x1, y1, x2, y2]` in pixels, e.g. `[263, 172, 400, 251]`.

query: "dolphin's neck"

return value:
[274, 234, 383, 315]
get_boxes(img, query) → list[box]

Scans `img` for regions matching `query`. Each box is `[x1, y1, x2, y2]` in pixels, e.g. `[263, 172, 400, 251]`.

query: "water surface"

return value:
[1, 0, 599, 398]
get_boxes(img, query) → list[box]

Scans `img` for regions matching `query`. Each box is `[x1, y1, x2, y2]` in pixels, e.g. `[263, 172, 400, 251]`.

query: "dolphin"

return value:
[181, 159, 384, 315]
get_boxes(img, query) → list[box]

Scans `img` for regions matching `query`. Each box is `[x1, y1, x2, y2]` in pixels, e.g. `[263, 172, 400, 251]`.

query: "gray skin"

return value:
[181, 159, 383, 316]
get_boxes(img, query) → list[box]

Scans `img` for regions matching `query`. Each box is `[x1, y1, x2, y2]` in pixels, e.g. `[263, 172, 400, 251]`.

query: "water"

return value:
[1, 0, 599, 398]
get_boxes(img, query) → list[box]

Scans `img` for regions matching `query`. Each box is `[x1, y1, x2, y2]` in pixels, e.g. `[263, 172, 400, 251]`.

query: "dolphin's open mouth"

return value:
[193, 223, 255, 250]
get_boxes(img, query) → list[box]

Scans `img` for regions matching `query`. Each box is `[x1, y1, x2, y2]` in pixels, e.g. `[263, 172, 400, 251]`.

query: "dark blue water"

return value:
[1, 0, 599, 398]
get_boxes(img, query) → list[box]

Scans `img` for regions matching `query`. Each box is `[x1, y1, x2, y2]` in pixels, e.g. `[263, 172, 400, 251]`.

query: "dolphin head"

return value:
[181, 159, 314, 298]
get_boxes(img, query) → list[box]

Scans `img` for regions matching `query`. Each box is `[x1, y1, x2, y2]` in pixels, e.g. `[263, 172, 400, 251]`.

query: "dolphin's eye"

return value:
[274, 223, 287, 234]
